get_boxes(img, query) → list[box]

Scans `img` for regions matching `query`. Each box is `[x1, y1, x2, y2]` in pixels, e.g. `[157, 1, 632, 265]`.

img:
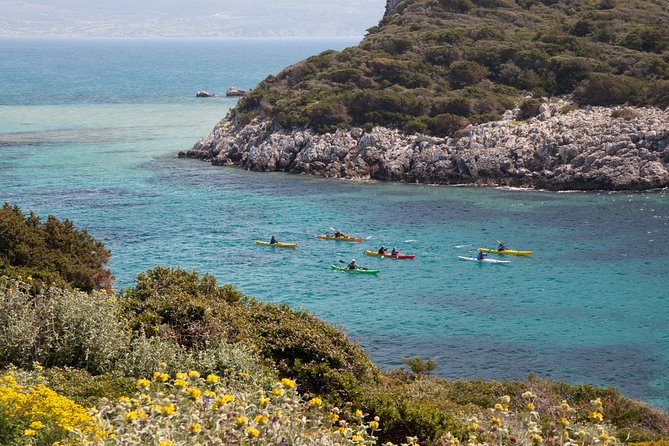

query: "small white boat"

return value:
[458, 256, 510, 264]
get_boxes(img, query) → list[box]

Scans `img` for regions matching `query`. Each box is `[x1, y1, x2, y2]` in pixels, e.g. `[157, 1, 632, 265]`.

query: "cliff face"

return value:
[181, 101, 669, 190]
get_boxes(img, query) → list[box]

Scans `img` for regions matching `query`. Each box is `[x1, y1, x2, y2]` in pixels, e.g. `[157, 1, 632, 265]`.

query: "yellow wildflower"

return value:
[119, 396, 131, 403]
[24, 429, 37, 437]
[187, 386, 201, 398]
[188, 370, 200, 379]
[309, 397, 322, 406]
[500, 395, 511, 404]
[173, 379, 187, 388]
[124, 410, 138, 421]
[469, 421, 479, 430]
[254, 414, 269, 424]
[355, 409, 363, 417]
[159, 373, 169, 382]
[217, 394, 235, 405]
[330, 412, 340, 421]
[188, 423, 202, 433]
[159, 441, 174, 446]
[206, 374, 219, 383]
[370, 420, 379, 429]
[153, 371, 162, 381]
[337, 427, 346, 434]
[246, 427, 260, 437]
[176, 372, 187, 380]
[281, 378, 296, 388]
[490, 417, 501, 426]
[560, 400, 571, 411]
[161, 404, 176, 415]
[272, 388, 284, 396]
[591, 398, 603, 409]
[526, 402, 535, 411]
[235, 416, 249, 425]
[136, 378, 151, 389]
[30, 421, 45, 429]
[532, 434, 542, 444]
[588, 411, 604, 422]
[352, 434, 364, 443]
[260, 396, 270, 405]
[560, 417, 569, 427]
[450, 437, 460, 445]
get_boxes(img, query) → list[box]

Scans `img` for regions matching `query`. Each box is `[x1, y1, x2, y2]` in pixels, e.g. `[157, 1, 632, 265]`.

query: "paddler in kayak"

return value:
[270, 235, 278, 244]
[378, 246, 387, 255]
[334, 229, 346, 238]
[497, 241, 506, 251]
[391, 246, 398, 255]
[348, 259, 358, 269]
[477, 249, 487, 261]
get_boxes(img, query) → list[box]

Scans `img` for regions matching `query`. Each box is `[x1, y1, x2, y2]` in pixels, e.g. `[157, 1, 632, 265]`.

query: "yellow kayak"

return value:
[317, 235, 363, 242]
[255, 240, 297, 248]
[478, 248, 532, 256]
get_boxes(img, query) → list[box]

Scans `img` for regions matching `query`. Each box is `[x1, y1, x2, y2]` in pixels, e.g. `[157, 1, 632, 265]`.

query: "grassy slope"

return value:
[232, 0, 669, 136]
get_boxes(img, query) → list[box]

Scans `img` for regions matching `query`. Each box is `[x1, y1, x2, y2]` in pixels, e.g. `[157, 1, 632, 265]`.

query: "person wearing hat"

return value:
[348, 259, 358, 269]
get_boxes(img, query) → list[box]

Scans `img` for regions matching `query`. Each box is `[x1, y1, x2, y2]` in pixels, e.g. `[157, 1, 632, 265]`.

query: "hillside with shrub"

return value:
[1, 207, 669, 444]
[231, 0, 669, 136]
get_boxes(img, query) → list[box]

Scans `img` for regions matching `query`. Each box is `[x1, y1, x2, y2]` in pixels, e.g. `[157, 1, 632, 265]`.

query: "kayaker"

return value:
[270, 235, 278, 244]
[477, 249, 487, 261]
[391, 247, 398, 255]
[334, 229, 345, 238]
[378, 246, 387, 255]
[497, 241, 506, 251]
[348, 259, 358, 269]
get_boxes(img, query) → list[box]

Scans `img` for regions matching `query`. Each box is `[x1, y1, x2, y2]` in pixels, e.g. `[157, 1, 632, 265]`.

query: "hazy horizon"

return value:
[0, 0, 387, 37]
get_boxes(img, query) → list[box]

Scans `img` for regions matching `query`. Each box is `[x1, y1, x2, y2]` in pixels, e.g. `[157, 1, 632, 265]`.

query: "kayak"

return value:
[330, 265, 379, 274]
[458, 256, 510, 264]
[364, 250, 416, 259]
[255, 240, 297, 248]
[478, 248, 533, 256]
[318, 235, 363, 242]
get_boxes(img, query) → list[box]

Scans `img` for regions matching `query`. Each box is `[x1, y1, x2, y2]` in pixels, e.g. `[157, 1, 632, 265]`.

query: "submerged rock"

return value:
[180, 101, 669, 191]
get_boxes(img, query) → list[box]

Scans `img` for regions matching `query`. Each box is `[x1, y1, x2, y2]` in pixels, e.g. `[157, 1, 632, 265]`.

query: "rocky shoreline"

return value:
[180, 100, 669, 191]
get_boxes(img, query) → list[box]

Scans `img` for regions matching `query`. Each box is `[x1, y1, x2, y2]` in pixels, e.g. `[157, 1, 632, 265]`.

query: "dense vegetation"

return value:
[0, 203, 113, 292]
[232, 0, 669, 136]
[1, 207, 668, 444]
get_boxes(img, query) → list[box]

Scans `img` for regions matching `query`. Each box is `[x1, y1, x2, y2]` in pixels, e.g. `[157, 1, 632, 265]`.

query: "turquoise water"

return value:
[1, 38, 668, 410]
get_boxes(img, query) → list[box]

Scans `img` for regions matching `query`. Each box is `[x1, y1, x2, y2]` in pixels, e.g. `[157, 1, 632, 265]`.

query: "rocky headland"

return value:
[180, 100, 669, 190]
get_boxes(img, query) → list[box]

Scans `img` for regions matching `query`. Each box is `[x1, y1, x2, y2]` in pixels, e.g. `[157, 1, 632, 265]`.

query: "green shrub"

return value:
[0, 203, 113, 292]
[518, 98, 544, 119]
[120, 267, 380, 405]
[449, 60, 490, 88]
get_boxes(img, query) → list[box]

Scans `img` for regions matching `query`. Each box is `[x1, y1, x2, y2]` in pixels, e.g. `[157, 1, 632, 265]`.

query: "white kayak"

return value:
[458, 256, 510, 264]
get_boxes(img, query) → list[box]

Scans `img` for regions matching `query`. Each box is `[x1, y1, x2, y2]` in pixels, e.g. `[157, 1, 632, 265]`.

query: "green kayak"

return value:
[330, 265, 379, 274]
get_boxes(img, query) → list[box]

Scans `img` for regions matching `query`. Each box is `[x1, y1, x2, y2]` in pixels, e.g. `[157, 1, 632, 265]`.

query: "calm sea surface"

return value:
[1, 37, 667, 410]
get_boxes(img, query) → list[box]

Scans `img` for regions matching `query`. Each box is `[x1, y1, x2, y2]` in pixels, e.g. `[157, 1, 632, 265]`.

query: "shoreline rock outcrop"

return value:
[179, 101, 669, 191]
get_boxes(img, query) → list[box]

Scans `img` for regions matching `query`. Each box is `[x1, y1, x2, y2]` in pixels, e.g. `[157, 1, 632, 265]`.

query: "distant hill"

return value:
[232, 0, 669, 136]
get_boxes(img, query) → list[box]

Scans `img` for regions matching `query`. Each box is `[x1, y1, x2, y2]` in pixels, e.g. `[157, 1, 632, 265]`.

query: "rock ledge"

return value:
[180, 101, 669, 191]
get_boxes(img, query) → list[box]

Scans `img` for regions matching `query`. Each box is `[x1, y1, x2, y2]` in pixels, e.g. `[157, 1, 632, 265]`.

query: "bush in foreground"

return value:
[0, 203, 113, 292]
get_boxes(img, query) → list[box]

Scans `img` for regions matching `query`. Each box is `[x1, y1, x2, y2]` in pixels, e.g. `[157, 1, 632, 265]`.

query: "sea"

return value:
[1, 37, 667, 410]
